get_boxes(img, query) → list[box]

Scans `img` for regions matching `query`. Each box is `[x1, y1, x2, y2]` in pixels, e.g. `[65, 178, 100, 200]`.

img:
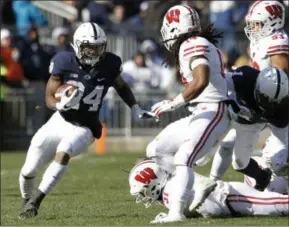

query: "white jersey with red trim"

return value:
[250, 29, 289, 70]
[178, 36, 227, 103]
[162, 172, 288, 217]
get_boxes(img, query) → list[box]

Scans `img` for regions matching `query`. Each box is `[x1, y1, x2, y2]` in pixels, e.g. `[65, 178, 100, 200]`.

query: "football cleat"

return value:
[18, 202, 38, 219]
[189, 173, 217, 212]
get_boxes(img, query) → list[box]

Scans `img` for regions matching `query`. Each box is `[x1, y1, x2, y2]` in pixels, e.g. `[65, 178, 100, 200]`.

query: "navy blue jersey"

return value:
[231, 66, 288, 128]
[49, 51, 122, 138]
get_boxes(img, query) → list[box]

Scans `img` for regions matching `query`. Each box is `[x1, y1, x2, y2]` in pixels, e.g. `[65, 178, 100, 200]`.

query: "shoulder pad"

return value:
[179, 37, 211, 60]
[103, 52, 122, 73]
[49, 52, 75, 75]
[266, 31, 289, 56]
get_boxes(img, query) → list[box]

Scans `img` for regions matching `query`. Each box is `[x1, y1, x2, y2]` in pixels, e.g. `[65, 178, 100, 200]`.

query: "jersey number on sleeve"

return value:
[66, 80, 104, 111]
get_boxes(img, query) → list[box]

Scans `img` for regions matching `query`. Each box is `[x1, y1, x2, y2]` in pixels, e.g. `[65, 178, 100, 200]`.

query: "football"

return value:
[55, 84, 78, 101]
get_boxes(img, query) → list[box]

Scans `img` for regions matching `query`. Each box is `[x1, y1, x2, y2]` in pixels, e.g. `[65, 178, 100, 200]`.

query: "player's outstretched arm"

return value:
[151, 62, 210, 116]
[113, 74, 158, 120]
[45, 75, 62, 110]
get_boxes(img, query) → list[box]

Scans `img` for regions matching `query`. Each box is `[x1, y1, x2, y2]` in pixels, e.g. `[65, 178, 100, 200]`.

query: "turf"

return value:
[1, 151, 288, 226]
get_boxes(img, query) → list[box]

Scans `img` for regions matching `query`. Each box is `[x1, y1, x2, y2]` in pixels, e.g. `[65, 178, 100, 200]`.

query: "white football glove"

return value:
[132, 104, 159, 121]
[55, 86, 80, 111]
[151, 100, 175, 116]
[150, 212, 186, 224]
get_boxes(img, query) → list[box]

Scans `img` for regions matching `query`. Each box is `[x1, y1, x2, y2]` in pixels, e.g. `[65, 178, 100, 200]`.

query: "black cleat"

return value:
[254, 168, 272, 191]
[20, 198, 30, 212]
[18, 202, 38, 219]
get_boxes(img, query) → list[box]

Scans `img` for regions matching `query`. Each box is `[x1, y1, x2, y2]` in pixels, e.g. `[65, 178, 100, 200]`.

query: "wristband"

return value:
[172, 93, 186, 109]
[131, 104, 141, 112]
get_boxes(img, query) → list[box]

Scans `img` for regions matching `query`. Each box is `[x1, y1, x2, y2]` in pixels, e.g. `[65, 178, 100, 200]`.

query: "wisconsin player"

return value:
[209, 66, 288, 192]
[146, 5, 230, 223]
[212, 0, 289, 189]
[128, 160, 288, 224]
[18, 22, 157, 219]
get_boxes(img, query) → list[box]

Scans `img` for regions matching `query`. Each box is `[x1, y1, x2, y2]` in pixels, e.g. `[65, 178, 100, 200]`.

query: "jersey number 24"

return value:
[66, 80, 104, 111]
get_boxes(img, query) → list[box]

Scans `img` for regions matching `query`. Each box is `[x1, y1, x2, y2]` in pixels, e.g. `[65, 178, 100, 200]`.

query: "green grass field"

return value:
[1, 151, 288, 226]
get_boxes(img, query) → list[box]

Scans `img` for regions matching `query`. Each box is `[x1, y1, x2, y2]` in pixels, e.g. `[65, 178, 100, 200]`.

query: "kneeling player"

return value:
[129, 160, 288, 224]
[18, 22, 157, 219]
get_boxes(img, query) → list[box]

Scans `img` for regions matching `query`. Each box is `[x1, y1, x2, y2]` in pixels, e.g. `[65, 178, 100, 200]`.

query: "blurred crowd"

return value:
[0, 0, 288, 124]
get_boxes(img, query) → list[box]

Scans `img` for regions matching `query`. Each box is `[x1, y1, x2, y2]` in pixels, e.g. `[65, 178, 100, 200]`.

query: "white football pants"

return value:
[20, 111, 94, 178]
[146, 102, 230, 172]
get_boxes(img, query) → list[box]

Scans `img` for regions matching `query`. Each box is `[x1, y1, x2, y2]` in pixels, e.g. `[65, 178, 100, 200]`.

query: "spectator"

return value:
[0, 28, 24, 86]
[107, 4, 127, 34]
[17, 26, 51, 82]
[124, 1, 149, 33]
[52, 26, 73, 53]
[121, 52, 160, 92]
[209, 1, 248, 55]
[85, 1, 109, 26]
[12, 0, 48, 36]
[139, 39, 175, 91]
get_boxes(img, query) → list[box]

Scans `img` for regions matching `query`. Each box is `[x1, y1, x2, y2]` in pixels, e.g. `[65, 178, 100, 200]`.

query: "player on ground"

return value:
[209, 66, 288, 191]
[18, 22, 157, 219]
[146, 5, 230, 223]
[128, 160, 288, 224]
[211, 0, 289, 189]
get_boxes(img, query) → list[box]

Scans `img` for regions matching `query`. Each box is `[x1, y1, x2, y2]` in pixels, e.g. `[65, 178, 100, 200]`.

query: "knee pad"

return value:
[57, 141, 72, 156]
[20, 164, 37, 178]
[146, 141, 156, 158]
[174, 149, 189, 166]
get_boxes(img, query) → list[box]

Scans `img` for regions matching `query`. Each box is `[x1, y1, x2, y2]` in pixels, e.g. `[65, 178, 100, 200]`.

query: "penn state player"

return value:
[18, 22, 157, 219]
[209, 66, 288, 192]
[212, 0, 289, 191]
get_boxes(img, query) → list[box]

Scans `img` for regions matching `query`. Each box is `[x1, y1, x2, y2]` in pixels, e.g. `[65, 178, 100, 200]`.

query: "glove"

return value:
[151, 100, 175, 116]
[150, 212, 186, 224]
[132, 104, 159, 121]
[56, 86, 79, 111]
[150, 212, 168, 224]
[151, 94, 185, 116]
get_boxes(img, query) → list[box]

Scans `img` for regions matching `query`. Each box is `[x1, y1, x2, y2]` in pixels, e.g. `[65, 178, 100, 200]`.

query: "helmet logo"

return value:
[166, 9, 180, 24]
[265, 5, 282, 20]
[135, 167, 157, 184]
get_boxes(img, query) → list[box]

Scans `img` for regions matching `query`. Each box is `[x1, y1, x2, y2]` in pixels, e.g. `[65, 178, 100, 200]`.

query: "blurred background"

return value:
[1, 0, 288, 152]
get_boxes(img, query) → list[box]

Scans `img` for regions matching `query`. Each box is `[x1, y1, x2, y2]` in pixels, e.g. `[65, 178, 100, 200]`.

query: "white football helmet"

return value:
[161, 5, 201, 51]
[244, 1, 285, 41]
[254, 66, 288, 112]
[71, 22, 107, 66]
[129, 159, 168, 208]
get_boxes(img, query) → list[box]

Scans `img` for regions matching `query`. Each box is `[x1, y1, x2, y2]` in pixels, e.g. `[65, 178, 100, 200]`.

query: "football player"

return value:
[147, 5, 230, 223]
[210, 66, 288, 192]
[18, 22, 157, 219]
[128, 160, 288, 224]
[213, 0, 289, 191]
